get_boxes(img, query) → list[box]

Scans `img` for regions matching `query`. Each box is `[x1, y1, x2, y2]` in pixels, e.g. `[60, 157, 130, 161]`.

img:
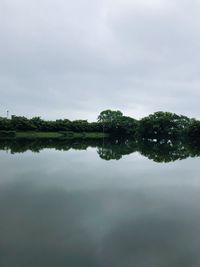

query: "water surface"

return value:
[1, 140, 200, 267]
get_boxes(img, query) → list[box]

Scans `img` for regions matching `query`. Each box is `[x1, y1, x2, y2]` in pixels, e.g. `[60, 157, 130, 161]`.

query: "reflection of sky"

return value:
[0, 149, 200, 266]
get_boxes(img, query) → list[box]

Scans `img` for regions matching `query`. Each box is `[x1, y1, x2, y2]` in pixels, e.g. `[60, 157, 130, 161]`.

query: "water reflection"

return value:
[1, 170, 200, 267]
[1, 137, 200, 162]
[1, 139, 200, 266]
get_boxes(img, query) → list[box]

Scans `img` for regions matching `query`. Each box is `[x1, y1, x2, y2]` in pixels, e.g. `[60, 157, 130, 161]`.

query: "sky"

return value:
[0, 0, 200, 121]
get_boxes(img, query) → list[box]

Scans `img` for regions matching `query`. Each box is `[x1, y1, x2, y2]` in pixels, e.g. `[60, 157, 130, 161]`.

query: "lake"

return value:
[1, 139, 200, 267]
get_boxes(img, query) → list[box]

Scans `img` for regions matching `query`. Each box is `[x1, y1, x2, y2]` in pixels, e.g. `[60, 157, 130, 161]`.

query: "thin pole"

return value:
[103, 122, 105, 147]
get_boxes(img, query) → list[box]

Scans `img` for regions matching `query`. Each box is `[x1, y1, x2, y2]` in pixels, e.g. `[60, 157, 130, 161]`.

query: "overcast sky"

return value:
[0, 0, 200, 121]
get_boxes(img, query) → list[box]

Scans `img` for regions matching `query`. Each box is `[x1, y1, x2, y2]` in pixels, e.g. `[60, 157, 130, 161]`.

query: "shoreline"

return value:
[0, 131, 109, 139]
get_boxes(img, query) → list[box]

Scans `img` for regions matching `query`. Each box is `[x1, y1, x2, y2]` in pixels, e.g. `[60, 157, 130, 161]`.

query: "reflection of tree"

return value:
[97, 138, 200, 162]
[1, 137, 200, 163]
[97, 139, 137, 160]
[0, 139, 102, 154]
[137, 139, 190, 163]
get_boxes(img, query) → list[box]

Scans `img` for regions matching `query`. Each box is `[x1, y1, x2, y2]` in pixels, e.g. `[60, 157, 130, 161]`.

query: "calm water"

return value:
[1, 140, 200, 267]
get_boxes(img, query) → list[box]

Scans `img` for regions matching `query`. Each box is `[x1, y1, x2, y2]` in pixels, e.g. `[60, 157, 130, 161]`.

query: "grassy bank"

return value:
[0, 131, 109, 139]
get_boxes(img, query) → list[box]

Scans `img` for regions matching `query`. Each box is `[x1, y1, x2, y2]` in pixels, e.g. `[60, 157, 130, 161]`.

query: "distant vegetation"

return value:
[1, 109, 200, 162]
[0, 109, 200, 141]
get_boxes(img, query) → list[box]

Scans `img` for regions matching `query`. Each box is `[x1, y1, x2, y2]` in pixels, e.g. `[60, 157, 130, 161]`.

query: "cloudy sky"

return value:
[0, 0, 200, 121]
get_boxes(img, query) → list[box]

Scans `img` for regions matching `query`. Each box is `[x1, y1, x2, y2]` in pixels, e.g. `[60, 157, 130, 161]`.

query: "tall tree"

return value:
[97, 110, 123, 123]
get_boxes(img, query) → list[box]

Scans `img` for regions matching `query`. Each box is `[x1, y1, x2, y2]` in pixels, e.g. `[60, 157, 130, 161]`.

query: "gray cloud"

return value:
[0, 0, 200, 120]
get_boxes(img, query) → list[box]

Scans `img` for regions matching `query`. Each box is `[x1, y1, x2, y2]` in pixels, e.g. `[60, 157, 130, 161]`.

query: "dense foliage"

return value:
[187, 120, 200, 140]
[0, 110, 200, 140]
[137, 112, 191, 139]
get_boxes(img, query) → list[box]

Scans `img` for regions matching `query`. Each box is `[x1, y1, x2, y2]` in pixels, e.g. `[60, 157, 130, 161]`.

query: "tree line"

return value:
[0, 109, 200, 140]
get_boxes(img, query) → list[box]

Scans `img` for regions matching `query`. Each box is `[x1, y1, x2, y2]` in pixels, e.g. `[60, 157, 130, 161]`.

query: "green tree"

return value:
[187, 119, 200, 140]
[97, 110, 123, 123]
[138, 111, 191, 140]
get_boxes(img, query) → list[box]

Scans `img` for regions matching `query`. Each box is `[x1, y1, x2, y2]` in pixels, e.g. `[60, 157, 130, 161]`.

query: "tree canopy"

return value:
[0, 110, 200, 142]
[97, 110, 123, 123]
[137, 111, 191, 139]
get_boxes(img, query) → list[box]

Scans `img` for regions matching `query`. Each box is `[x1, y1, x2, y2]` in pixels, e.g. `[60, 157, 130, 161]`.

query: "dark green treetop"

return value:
[97, 110, 123, 123]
